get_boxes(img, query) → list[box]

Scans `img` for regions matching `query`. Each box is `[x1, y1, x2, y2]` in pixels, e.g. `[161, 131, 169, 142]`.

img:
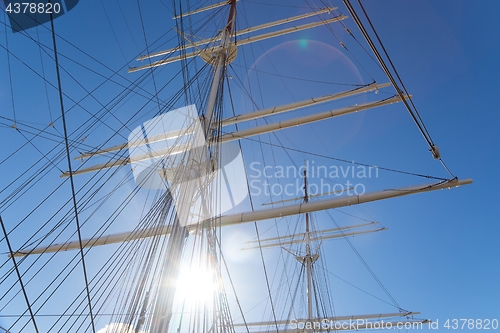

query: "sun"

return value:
[175, 262, 217, 305]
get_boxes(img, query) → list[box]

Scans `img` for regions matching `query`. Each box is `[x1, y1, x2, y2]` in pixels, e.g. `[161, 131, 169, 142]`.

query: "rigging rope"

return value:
[325, 210, 402, 310]
[0, 216, 39, 333]
[238, 135, 450, 181]
[342, 0, 455, 179]
[136, 0, 162, 113]
[3, 12, 17, 126]
[48, 14, 96, 333]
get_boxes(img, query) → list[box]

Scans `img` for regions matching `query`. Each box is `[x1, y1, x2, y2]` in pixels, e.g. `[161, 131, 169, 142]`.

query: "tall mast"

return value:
[203, 0, 237, 136]
[303, 164, 315, 332]
[297, 163, 321, 332]
[150, 2, 237, 332]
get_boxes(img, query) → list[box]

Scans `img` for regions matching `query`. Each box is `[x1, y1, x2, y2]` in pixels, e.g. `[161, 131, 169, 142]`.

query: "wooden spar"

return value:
[128, 15, 348, 72]
[244, 221, 379, 244]
[10, 225, 173, 257]
[171, 0, 239, 20]
[220, 82, 390, 126]
[143, 7, 336, 61]
[64, 94, 402, 177]
[74, 130, 192, 160]
[74, 82, 389, 161]
[231, 311, 421, 326]
[216, 178, 472, 227]
[219, 95, 405, 141]
[235, 320, 429, 333]
[243, 227, 387, 249]
[11, 178, 472, 257]
[243, 222, 387, 250]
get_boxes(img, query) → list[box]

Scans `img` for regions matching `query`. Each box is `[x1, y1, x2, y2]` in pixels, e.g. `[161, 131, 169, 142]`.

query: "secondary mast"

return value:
[303, 166, 318, 332]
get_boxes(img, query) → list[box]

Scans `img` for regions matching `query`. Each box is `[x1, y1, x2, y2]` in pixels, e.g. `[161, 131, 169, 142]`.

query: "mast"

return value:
[149, 216, 188, 333]
[150, 2, 237, 332]
[303, 164, 315, 332]
[203, 0, 236, 136]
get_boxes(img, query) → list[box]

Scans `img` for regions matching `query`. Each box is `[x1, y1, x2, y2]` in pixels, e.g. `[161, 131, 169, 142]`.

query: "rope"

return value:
[0, 216, 39, 333]
[48, 12, 96, 333]
[343, 0, 454, 178]
[239, 135, 450, 181]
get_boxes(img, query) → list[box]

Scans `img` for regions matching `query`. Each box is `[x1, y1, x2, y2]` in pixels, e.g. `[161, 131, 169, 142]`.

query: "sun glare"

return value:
[176, 263, 217, 304]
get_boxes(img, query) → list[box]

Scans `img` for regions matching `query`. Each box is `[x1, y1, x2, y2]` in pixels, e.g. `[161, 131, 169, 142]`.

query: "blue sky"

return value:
[0, 0, 498, 332]
[336, 0, 500, 328]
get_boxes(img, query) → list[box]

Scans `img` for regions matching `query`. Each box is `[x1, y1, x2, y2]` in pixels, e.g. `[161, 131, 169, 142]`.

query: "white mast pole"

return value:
[150, 2, 237, 332]
[203, 0, 236, 136]
[303, 164, 315, 332]
[203, 41, 227, 136]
